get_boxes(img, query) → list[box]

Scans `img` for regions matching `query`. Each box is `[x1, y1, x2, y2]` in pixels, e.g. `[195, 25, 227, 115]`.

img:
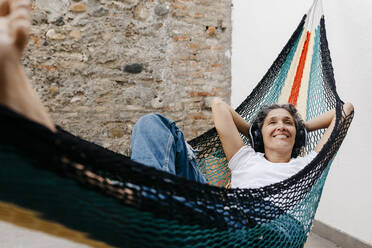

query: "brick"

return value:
[34, 64, 57, 71]
[173, 3, 187, 9]
[213, 87, 224, 93]
[207, 26, 217, 36]
[211, 45, 223, 51]
[189, 43, 200, 49]
[172, 11, 190, 18]
[192, 72, 205, 79]
[31, 35, 40, 46]
[162, 107, 171, 111]
[194, 13, 204, 19]
[188, 113, 208, 120]
[190, 91, 216, 97]
[70, 3, 87, 12]
[173, 35, 190, 41]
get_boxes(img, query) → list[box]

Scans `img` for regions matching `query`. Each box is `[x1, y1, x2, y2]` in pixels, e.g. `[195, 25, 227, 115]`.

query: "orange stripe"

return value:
[288, 31, 311, 107]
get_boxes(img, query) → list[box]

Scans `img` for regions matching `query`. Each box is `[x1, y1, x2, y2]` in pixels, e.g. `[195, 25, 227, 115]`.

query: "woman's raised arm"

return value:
[211, 97, 250, 161]
[305, 102, 354, 153]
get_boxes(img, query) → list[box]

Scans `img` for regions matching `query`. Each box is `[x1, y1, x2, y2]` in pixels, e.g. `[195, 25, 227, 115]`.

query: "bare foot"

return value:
[0, 0, 56, 132]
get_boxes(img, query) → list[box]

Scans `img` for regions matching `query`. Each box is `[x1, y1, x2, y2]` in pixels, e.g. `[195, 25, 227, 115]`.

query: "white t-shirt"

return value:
[228, 145, 317, 189]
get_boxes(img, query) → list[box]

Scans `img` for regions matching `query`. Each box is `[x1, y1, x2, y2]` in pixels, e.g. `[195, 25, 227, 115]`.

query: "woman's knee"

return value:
[134, 114, 159, 132]
[133, 114, 171, 135]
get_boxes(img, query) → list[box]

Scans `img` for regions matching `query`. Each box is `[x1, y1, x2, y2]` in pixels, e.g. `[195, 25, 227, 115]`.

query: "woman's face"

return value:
[261, 108, 297, 154]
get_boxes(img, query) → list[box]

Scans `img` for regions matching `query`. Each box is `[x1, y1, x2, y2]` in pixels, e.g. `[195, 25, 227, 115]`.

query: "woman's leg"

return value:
[131, 114, 206, 184]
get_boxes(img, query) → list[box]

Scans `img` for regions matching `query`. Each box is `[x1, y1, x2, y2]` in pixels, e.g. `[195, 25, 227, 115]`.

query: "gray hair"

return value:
[253, 104, 304, 131]
[250, 103, 306, 157]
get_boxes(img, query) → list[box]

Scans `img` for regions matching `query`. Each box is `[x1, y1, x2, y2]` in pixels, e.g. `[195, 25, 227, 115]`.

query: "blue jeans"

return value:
[131, 114, 207, 184]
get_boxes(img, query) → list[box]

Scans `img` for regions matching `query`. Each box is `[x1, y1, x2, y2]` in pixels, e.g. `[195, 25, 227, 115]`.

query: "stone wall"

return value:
[25, 0, 232, 155]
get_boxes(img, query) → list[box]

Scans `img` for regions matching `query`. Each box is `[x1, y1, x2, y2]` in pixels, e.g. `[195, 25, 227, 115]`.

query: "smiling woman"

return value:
[211, 97, 354, 188]
[249, 104, 305, 160]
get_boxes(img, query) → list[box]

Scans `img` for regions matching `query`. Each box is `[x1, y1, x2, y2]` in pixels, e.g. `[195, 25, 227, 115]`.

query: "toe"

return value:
[9, 5, 31, 50]
[9, 0, 31, 12]
[0, 0, 10, 17]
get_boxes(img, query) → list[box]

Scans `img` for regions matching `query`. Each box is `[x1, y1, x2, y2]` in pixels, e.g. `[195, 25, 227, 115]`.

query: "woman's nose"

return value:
[276, 123, 285, 130]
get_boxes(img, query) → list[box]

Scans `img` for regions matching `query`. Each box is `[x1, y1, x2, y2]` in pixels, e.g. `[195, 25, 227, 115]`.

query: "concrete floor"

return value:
[1, 220, 341, 248]
[0, 221, 91, 248]
[306, 232, 342, 248]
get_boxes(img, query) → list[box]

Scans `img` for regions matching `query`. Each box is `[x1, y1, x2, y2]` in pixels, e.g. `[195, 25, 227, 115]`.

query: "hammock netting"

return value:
[0, 1, 353, 247]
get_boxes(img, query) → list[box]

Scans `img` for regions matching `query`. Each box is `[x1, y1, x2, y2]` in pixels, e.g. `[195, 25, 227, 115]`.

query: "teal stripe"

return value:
[306, 25, 326, 121]
[305, 25, 328, 151]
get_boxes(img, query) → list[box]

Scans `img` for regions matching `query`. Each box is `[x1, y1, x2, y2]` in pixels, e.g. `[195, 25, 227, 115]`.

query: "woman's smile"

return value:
[262, 108, 297, 153]
[273, 133, 289, 139]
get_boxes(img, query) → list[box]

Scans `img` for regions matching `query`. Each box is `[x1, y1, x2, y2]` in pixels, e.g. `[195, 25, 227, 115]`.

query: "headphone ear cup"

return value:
[249, 123, 264, 153]
[295, 126, 307, 148]
[254, 129, 264, 153]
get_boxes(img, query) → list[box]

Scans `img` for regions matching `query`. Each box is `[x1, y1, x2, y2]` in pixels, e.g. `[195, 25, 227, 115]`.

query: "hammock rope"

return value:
[0, 1, 353, 247]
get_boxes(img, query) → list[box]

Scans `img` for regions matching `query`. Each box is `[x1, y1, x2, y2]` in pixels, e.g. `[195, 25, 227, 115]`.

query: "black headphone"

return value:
[249, 120, 307, 158]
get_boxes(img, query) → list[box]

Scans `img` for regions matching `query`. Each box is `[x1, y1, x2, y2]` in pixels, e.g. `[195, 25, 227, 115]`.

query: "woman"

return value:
[0, 0, 354, 189]
[210, 98, 353, 188]
[131, 98, 353, 188]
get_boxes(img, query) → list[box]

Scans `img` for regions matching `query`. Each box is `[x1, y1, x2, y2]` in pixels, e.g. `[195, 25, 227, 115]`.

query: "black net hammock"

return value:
[0, 1, 354, 247]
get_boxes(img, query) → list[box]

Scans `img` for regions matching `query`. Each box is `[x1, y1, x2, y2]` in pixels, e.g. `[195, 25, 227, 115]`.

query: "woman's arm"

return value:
[305, 102, 354, 153]
[211, 97, 249, 161]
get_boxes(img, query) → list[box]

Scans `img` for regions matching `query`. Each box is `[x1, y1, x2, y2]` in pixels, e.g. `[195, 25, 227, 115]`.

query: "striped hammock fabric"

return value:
[0, 0, 353, 247]
[196, 0, 333, 187]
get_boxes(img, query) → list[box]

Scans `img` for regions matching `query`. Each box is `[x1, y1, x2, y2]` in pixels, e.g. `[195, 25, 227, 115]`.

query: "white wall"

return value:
[232, 0, 372, 244]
